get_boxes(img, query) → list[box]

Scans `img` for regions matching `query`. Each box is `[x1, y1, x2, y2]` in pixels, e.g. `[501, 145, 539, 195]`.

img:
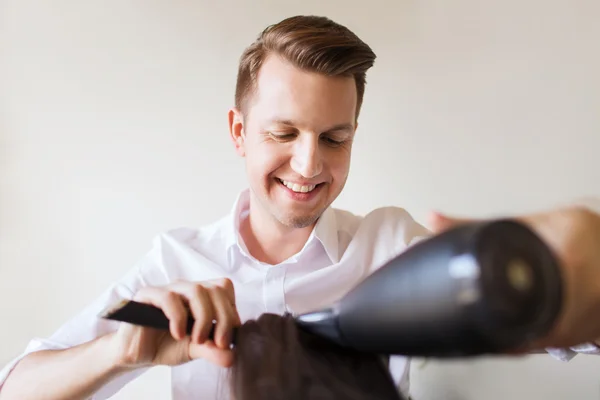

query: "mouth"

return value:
[276, 178, 323, 194]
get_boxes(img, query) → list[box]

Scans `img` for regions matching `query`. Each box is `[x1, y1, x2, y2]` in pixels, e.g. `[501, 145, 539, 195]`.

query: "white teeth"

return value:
[281, 180, 316, 193]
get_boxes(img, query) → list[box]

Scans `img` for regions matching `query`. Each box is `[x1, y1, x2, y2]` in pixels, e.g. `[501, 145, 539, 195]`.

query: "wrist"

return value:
[101, 332, 139, 373]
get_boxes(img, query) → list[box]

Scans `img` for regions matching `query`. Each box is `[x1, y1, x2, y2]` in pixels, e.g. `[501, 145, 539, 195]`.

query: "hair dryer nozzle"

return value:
[295, 307, 347, 346]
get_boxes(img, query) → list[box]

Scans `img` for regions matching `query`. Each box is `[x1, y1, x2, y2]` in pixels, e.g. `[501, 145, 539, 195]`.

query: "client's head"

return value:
[229, 313, 406, 400]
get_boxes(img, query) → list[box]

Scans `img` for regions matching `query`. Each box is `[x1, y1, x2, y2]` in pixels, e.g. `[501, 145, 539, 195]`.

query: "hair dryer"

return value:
[295, 219, 563, 357]
[101, 219, 563, 357]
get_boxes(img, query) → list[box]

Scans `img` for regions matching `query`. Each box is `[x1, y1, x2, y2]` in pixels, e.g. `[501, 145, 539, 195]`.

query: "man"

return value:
[1, 15, 599, 400]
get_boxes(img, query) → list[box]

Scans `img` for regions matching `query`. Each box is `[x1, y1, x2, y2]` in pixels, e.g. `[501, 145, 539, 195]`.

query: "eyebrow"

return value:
[269, 119, 355, 133]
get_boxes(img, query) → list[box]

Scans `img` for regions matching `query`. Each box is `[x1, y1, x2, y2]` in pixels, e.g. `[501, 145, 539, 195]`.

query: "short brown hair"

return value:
[234, 15, 377, 119]
[229, 313, 405, 400]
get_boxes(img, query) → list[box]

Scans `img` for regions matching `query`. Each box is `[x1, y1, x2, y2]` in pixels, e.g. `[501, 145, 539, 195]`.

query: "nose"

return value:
[290, 135, 323, 179]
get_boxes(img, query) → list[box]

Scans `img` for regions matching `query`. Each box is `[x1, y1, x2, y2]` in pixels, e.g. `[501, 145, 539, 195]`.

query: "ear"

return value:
[228, 107, 245, 157]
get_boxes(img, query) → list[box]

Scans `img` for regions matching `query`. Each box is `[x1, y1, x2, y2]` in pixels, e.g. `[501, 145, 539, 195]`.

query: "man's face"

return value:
[229, 55, 358, 229]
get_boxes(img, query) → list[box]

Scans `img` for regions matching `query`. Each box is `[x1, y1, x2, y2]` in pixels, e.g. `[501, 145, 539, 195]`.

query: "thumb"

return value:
[427, 211, 476, 233]
[189, 340, 235, 368]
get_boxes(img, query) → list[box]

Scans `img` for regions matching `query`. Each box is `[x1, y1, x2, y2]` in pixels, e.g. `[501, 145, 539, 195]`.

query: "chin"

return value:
[276, 209, 323, 229]
[286, 215, 319, 229]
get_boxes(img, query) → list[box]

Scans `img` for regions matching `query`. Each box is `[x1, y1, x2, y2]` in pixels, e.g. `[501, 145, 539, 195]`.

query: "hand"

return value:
[428, 205, 600, 351]
[109, 278, 241, 369]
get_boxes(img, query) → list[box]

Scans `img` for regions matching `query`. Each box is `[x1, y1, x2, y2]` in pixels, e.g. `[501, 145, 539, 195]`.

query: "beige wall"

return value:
[1, 1, 599, 398]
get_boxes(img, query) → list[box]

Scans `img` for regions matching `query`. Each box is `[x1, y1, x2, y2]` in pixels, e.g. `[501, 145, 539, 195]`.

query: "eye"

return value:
[268, 132, 296, 141]
[321, 136, 344, 147]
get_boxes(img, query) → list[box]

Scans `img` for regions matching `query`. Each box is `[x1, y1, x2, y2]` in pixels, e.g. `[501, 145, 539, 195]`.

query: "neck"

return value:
[240, 201, 316, 265]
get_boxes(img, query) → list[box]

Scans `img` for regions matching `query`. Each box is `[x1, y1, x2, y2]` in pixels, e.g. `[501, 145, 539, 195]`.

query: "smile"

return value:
[278, 179, 318, 193]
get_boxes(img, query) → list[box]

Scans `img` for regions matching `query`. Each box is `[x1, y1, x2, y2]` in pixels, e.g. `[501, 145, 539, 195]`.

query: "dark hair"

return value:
[229, 313, 405, 400]
[234, 15, 377, 119]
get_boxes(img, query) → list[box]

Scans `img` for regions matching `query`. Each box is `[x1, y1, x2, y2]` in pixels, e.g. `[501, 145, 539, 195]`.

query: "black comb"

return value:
[99, 299, 237, 344]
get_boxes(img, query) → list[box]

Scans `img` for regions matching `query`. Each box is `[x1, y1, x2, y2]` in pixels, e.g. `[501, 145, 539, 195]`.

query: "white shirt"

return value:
[2, 190, 599, 399]
[0, 189, 431, 399]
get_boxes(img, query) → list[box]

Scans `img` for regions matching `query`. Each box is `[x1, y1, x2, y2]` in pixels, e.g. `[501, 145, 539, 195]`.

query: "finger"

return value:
[525, 324, 571, 350]
[169, 282, 215, 345]
[210, 278, 242, 326]
[134, 287, 188, 340]
[427, 211, 476, 233]
[190, 286, 215, 345]
[209, 278, 237, 305]
[189, 340, 234, 368]
[208, 287, 239, 349]
[206, 277, 242, 330]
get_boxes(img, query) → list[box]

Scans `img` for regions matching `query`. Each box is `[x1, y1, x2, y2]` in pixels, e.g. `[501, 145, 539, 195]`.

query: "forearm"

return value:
[0, 333, 133, 400]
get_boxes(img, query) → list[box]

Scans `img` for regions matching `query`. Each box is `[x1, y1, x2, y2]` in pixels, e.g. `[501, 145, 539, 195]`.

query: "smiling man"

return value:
[0, 16, 427, 400]
[228, 45, 362, 264]
[2, 14, 600, 400]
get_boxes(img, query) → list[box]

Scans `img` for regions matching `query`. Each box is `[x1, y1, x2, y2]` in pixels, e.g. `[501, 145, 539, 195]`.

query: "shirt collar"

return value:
[311, 205, 339, 263]
[224, 189, 250, 264]
[225, 188, 340, 265]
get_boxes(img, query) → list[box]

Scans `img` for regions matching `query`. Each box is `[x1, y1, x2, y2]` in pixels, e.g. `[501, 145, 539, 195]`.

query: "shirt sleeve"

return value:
[388, 355, 411, 398]
[0, 238, 170, 399]
[545, 343, 600, 361]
